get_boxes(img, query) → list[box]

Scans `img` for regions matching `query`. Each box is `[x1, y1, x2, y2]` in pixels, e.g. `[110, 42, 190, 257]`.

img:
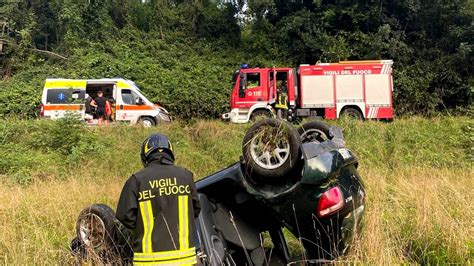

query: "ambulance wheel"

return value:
[297, 121, 331, 143]
[140, 117, 156, 127]
[242, 118, 301, 181]
[340, 107, 363, 120]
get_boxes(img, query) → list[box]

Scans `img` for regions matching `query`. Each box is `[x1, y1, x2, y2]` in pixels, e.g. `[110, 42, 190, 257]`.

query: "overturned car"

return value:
[71, 119, 365, 265]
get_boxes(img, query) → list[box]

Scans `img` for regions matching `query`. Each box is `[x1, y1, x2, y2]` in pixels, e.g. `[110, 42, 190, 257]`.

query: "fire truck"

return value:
[222, 60, 394, 123]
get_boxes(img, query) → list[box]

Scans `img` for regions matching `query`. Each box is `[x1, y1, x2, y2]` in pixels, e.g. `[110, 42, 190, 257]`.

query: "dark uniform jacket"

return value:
[116, 153, 201, 265]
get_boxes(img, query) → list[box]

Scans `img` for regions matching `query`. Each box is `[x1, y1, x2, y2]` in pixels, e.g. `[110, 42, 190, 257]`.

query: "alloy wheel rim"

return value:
[250, 129, 290, 170]
[79, 213, 106, 248]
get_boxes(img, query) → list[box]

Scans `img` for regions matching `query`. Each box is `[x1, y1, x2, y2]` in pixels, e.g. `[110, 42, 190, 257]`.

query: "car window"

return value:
[46, 89, 85, 104]
[121, 89, 142, 105]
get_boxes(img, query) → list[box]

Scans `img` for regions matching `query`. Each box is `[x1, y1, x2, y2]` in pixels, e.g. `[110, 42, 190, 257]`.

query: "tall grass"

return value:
[0, 116, 472, 264]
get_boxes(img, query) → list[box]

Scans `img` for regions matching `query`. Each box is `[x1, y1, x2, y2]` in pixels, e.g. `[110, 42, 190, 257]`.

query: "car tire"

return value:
[250, 109, 273, 121]
[76, 204, 117, 248]
[340, 107, 363, 120]
[139, 117, 156, 127]
[242, 118, 301, 181]
[75, 203, 134, 263]
[297, 121, 331, 143]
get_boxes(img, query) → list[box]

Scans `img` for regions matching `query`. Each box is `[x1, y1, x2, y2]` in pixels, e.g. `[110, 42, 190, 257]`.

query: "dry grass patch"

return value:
[346, 167, 473, 264]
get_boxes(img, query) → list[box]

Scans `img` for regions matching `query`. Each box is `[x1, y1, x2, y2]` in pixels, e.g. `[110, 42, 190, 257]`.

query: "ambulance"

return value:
[40, 78, 171, 126]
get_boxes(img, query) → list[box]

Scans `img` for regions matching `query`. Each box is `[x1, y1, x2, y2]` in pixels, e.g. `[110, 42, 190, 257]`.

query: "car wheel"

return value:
[140, 117, 156, 127]
[250, 109, 273, 121]
[340, 107, 363, 120]
[242, 118, 301, 180]
[76, 204, 117, 249]
[76, 204, 133, 264]
[75, 204, 132, 263]
[297, 121, 331, 143]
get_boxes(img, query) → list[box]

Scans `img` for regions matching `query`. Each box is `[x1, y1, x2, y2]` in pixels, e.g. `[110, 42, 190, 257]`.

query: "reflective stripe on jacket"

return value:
[275, 93, 288, 109]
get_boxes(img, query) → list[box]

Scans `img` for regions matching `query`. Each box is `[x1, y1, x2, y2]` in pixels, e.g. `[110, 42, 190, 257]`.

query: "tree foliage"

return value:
[0, 0, 472, 118]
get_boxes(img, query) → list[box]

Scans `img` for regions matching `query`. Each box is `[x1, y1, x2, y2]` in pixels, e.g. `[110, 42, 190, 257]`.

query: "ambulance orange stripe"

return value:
[122, 105, 154, 111]
[43, 105, 82, 111]
[44, 104, 154, 111]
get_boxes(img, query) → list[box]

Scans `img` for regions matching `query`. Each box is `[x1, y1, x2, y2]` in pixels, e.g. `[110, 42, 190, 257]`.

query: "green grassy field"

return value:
[0, 117, 472, 264]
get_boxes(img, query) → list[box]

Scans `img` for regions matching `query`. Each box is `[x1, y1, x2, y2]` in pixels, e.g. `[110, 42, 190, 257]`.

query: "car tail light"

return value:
[40, 104, 44, 117]
[317, 186, 344, 218]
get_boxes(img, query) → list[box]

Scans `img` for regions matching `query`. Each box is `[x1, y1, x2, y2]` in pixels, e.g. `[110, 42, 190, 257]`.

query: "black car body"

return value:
[195, 139, 365, 265]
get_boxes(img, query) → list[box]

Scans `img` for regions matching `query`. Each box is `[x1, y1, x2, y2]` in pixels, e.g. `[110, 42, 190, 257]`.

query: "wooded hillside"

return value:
[0, 0, 472, 118]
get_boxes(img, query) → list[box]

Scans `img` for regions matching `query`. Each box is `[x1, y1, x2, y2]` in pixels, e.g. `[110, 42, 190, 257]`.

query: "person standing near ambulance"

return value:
[91, 90, 110, 126]
[116, 134, 201, 265]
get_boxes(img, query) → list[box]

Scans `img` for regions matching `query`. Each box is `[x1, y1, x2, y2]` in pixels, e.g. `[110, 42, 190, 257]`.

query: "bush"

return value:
[0, 117, 107, 184]
[28, 115, 91, 156]
[0, 80, 41, 118]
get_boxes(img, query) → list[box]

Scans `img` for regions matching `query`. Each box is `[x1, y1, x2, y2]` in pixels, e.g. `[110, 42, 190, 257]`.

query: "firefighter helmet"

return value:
[141, 133, 174, 166]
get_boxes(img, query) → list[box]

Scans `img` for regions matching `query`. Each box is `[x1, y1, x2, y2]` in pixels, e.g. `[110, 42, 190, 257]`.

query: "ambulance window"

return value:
[71, 91, 83, 103]
[46, 89, 85, 104]
[246, 73, 260, 89]
[121, 89, 142, 105]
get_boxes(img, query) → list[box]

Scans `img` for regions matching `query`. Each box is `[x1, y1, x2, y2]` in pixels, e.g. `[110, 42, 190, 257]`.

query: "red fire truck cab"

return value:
[222, 60, 394, 123]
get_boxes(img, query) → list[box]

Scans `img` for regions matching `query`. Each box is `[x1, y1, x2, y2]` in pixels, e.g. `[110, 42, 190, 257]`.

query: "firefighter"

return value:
[116, 134, 201, 265]
[275, 80, 289, 119]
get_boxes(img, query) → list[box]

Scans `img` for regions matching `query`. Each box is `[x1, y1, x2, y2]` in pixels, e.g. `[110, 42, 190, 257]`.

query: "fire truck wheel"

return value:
[139, 117, 156, 127]
[76, 204, 118, 251]
[297, 121, 331, 143]
[340, 107, 363, 120]
[250, 109, 273, 121]
[242, 119, 301, 180]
